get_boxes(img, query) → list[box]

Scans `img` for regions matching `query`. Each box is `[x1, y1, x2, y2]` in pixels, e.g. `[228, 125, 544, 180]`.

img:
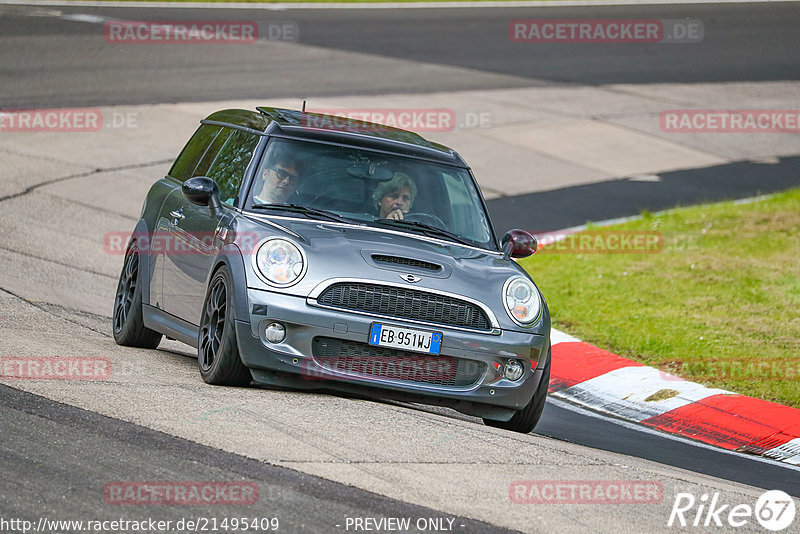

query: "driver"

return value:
[373, 172, 417, 220]
[254, 149, 305, 204]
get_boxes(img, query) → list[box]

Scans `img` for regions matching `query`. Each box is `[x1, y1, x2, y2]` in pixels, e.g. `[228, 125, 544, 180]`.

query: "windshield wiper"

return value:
[250, 203, 347, 223]
[371, 219, 475, 247]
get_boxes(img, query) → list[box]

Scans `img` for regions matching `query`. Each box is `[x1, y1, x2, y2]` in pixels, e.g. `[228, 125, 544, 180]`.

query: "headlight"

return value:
[255, 238, 305, 286]
[503, 276, 541, 326]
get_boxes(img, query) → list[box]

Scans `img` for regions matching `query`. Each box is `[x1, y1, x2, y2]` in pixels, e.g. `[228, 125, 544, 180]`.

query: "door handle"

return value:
[169, 210, 185, 226]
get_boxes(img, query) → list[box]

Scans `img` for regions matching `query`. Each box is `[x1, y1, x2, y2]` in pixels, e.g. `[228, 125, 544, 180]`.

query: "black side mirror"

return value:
[182, 176, 222, 215]
[502, 229, 537, 258]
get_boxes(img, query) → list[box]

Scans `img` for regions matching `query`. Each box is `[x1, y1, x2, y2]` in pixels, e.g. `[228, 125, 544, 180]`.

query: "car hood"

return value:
[237, 214, 543, 332]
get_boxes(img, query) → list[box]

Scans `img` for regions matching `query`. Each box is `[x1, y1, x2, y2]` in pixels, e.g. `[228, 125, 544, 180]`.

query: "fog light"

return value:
[264, 322, 286, 343]
[504, 359, 524, 381]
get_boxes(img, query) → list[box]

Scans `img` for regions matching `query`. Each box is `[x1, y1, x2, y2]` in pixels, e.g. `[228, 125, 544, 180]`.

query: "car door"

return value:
[151, 124, 223, 310]
[162, 128, 261, 325]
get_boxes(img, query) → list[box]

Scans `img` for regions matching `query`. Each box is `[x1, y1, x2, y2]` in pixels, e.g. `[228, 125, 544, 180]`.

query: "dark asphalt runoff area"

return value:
[488, 156, 800, 232]
[2, 2, 799, 527]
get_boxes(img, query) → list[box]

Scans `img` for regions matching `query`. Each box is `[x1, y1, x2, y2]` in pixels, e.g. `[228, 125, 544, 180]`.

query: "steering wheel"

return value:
[307, 183, 341, 205]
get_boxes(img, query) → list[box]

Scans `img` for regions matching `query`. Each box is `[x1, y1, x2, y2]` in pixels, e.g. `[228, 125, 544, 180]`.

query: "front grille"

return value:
[372, 254, 442, 273]
[312, 337, 485, 388]
[316, 282, 491, 330]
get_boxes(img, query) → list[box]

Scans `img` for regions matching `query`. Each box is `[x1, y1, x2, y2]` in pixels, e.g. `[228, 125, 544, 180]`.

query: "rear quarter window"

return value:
[193, 128, 233, 179]
[168, 124, 223, 181]
[206, 130, 261, 205]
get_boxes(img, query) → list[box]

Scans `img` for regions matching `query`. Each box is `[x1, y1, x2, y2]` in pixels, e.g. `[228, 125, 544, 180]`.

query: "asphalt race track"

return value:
[1, 2, 799, 532]
[2, 2, 800, 107]
[1, 385, 513, 534]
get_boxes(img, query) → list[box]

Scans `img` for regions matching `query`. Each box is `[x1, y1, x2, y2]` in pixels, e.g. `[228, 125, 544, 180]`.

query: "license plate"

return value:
[369, 323, 442, 355]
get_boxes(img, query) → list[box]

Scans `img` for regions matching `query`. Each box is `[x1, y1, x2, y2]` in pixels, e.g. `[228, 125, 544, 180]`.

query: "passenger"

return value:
[254, 150, 305, 204]
[373, 172, 417, 220]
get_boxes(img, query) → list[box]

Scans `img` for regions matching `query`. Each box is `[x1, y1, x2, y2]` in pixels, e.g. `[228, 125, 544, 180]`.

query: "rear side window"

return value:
[206, 130, 261, 205]
[168, 125, 222, 181]
[193, 128, 233, 179]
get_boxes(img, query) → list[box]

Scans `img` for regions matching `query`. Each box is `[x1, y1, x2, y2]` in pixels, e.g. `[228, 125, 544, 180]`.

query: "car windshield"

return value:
[244, 138, 496, 249]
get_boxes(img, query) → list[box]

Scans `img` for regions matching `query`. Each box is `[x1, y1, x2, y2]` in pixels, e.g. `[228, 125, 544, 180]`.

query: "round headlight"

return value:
[255, 239, 305, 286]
[503, 276, 541, 326]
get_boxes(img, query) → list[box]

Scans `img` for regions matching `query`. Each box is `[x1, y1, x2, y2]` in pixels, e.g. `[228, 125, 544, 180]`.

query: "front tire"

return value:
[483, 344, 550, 433]
[198, 267, 252, 386]
[112, 244, 162, 349]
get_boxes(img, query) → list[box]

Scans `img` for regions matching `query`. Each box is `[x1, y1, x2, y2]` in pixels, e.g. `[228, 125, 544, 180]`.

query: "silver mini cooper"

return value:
[113, 107, 550, 432]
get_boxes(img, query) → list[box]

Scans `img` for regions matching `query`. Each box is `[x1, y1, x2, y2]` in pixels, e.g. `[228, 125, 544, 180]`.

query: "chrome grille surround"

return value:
[308, 279, 498, 333]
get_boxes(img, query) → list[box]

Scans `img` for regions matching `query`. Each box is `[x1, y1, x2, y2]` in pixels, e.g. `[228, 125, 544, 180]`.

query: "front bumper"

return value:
[236, 287, 549, 419]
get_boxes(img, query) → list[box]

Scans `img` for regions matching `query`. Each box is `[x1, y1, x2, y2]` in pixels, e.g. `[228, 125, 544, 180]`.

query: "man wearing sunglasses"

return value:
[254, 151, 305, 204]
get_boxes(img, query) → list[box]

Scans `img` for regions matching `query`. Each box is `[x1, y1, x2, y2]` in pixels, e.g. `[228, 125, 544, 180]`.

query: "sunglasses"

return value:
[269, 166, 299, 183]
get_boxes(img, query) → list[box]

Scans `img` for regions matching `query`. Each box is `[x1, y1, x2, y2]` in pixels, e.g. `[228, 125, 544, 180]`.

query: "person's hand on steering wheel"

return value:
[385, 208, 407, 220]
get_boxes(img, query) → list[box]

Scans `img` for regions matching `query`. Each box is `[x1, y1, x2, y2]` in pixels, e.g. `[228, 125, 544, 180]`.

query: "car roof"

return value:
[202, 107, 468, 167]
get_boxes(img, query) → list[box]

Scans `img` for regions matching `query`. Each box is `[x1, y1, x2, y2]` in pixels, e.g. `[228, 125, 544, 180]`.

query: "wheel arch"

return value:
[126, 218, 153, 306]
[206, 244, 250, 322]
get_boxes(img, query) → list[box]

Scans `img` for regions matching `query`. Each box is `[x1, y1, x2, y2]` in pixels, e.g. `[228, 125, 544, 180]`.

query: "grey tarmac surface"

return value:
[1, 2, 799, 107]
[1, 3, 800, 532]
[0, 94, 798, 531]
[0, 290, 779, 533]
[0, 384, 515, 534]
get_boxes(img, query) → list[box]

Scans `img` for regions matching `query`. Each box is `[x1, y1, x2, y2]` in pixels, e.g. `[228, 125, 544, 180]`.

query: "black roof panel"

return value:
[202, 107, 466, 167]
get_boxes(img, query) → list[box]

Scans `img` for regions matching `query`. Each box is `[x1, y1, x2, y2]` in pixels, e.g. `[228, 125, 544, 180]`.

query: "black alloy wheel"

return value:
[198, 267, 252, 386]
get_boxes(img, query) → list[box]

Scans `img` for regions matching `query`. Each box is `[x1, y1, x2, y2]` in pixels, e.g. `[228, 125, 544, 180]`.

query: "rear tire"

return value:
[112, 244, 162, 349]
[483, 344, 550, 433]
[198, 267, 252, 386]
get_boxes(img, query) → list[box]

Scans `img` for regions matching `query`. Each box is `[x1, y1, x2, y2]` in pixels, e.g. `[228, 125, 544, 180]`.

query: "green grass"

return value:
[520, 189, 800, 408]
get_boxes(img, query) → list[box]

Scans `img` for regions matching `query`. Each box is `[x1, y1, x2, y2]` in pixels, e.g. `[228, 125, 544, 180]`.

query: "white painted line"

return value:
[3, 0, 800, 9]
[732, 193, 774, 205]
[553, 365, 732, 422]
[627, 173, 662, 182]
[60, 13, 110, 23]
[546, 396, 800, 471]
[763, 438, 800, 464]
[550, 327, 580, 345]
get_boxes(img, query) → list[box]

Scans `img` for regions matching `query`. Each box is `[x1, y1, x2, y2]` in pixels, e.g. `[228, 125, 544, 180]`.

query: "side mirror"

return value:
[502, 229, 537, 258]
[182, 176, 222, 215]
